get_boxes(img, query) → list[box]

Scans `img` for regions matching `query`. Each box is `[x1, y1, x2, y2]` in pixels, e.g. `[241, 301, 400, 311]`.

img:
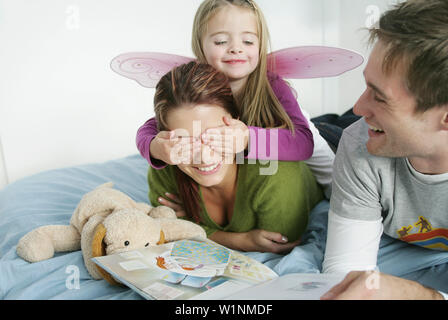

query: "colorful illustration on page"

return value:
[155, 240, 230, 278]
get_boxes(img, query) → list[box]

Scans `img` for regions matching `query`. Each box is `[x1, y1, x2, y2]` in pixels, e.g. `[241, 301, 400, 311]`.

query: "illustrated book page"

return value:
[92, 238, 278, 300]
[229, 273, 346, 300]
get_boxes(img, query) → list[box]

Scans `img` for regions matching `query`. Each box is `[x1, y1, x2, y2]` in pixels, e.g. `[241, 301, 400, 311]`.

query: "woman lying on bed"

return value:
[147, 61, 323, 254]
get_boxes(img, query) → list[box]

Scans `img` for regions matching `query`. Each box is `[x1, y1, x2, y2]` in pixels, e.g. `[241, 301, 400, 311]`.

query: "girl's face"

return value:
[165, 103, 236, 188]
[202, 5, 260, 91]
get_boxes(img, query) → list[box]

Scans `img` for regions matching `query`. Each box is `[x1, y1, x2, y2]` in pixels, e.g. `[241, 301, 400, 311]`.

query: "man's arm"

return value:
[321, 271, 445, 300]
[322, 122, 384, 273]
[322, 210, 383, 273]
[322, 121, 445, 300]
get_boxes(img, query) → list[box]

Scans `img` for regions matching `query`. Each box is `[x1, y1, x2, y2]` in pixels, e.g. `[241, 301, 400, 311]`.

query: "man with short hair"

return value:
[321, 0, 448, 299]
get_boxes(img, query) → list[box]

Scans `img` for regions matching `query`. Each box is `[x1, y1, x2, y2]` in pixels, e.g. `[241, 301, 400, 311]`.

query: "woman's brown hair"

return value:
[153, 61, 239, 222]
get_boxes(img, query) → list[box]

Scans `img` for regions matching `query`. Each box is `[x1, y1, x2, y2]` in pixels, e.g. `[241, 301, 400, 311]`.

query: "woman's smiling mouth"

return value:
[194, 162, 222, 175]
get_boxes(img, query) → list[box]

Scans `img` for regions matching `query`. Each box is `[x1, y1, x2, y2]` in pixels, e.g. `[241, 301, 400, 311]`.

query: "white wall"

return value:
[0, 0, 201, 185]
[0, 0, 400, 187]
[336, 0, 403, 114]
[260, 0, 327, 116]
[0, 137, 8, 187]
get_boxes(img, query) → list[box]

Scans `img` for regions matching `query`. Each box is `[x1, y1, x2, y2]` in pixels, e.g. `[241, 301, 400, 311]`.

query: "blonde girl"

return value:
[137, 0, 313, 166]
[138, 0, 328, 211]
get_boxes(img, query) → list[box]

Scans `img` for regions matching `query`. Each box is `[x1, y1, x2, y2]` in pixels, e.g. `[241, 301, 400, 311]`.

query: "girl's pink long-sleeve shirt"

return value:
[136, 72, 314, 169]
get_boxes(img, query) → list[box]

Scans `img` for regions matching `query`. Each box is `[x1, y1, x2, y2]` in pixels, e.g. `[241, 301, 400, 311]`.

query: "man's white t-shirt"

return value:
[323, 118, 448, 298]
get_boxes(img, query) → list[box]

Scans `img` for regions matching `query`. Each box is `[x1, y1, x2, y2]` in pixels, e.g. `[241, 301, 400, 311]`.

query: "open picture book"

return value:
[92, 238, 344, 300]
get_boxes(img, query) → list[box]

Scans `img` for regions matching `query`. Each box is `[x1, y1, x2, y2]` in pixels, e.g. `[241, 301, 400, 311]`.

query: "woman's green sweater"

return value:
[148, 160, 323, 242]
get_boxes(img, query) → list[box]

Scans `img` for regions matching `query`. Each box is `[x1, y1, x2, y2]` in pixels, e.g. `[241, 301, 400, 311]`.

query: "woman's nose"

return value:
[190, 142, 216, 165]
[195, 142, 225, 165]
[201, 144, 218, 164]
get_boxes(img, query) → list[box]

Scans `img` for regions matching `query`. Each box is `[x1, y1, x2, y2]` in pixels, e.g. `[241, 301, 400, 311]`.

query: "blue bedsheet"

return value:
[1, 155, 447, 299]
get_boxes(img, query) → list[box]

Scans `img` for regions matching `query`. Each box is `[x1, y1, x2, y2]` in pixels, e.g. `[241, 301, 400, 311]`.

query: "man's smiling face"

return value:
[353, 41, 445, 162]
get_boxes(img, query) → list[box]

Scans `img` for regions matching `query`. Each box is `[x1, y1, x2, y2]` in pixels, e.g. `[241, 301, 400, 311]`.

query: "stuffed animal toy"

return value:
[16, 182, 206, 284]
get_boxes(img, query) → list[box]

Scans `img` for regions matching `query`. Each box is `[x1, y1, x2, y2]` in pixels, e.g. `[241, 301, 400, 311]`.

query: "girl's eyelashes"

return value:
[214, 40, 254, 46]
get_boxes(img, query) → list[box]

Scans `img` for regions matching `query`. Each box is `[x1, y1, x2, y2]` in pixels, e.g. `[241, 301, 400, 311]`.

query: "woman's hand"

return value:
[201, 117, 249, 162]
[243, 229, 300, 253]
[157, 192, 186, 218]
[150, 131, 199, 165]
[209, 229, 300, 254]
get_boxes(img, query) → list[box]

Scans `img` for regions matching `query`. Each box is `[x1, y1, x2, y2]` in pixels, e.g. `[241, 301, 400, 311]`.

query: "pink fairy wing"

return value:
[267, 46, 364, 79]
[110, 52, 195, 88]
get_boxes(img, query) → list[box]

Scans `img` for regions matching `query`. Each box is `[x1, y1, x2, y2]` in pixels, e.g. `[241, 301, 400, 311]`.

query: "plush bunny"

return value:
[16, 182, 206, 284]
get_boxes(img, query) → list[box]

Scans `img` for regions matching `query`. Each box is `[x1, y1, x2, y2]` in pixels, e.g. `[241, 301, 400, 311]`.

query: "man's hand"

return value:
[320, 271, 444, 300]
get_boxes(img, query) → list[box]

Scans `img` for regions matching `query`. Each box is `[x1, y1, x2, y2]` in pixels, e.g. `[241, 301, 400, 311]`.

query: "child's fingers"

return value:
[201, 118, 247, 142]
[163, 137, 196, 154]
[202, 131, 247, 153]
[175, 136, 198, 145]
[206, 143, 235, 155]
[202, 135, 241, 153]
[157, 130, 175, 140]
[223, 117, 247, 129]
[209, 139, 230, 147]
[202, 133, 223, 144]
[203, 131, 244, 141]
[223, 116, 237, 126]
[202, 129, 239, 142]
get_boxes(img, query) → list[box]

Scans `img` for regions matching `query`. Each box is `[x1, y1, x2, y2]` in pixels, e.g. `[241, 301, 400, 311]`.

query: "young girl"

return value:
[139, 0, 335, 208]
[148, 61, 323, 253]
[138, 0, 314, 161]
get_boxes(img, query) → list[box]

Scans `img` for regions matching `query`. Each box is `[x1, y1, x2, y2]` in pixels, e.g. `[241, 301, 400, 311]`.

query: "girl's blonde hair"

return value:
[191, 0, 294, 132]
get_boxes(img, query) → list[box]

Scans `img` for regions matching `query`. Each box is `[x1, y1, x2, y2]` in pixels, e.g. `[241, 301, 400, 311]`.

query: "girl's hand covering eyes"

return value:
[150, 130, 200, 165]
[201, 117, 249, 162]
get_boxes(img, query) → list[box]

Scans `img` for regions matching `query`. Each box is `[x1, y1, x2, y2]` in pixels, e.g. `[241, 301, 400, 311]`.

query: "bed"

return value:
[1, 154, 447, 299]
